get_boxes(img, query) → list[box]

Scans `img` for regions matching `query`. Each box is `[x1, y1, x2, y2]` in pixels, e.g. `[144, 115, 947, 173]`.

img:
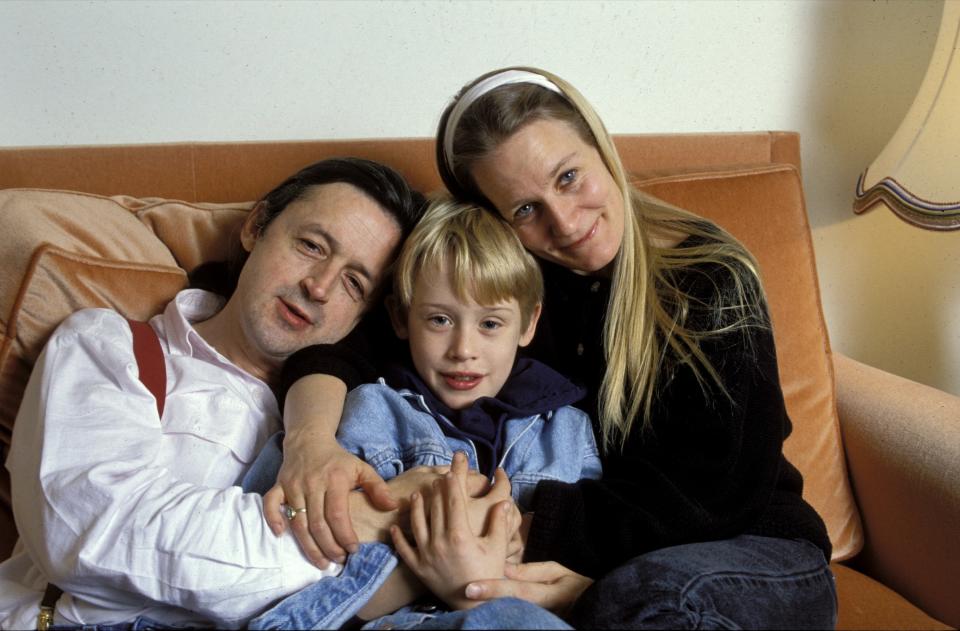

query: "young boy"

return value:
[244, 197, 601, 629]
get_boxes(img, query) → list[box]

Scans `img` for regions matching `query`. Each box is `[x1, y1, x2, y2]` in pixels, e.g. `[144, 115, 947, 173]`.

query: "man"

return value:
[0, 158, 425, 629]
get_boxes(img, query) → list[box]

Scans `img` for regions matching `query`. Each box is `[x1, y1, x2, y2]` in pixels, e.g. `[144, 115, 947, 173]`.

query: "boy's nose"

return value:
[448, 328, 477, 360]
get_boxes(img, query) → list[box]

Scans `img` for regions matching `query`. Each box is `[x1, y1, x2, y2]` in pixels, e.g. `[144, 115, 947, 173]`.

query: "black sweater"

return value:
[282, 247, 832, 579]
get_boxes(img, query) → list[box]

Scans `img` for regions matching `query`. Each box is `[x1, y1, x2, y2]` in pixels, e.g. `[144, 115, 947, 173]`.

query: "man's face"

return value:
[228, 183, 401, 378]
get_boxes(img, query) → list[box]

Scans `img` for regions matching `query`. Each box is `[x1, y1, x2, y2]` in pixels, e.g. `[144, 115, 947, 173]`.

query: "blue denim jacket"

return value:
[247, 374, 601, 630]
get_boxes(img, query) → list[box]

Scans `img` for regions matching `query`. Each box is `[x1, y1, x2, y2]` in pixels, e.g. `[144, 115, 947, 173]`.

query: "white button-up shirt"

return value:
[0, 290, 340, 629]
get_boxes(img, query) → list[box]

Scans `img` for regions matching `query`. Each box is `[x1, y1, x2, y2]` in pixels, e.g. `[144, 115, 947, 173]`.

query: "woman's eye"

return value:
[514, 203, 535, 222]
[560, 169, 577, 186]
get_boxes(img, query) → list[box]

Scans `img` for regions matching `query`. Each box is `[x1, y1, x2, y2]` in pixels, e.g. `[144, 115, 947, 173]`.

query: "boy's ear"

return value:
[519, 302, 542, 347]
[386, 295, 409, 339]
[240, 202, 267, 253]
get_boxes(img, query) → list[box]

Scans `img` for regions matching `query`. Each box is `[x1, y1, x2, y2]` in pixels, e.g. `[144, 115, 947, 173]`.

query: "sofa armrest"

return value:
[833, 352, 960, 627]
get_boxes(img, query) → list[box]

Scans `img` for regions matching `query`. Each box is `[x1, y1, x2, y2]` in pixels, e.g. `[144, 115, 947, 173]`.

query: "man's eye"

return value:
[345, 275, 366, 300]
[300, 239, 325, 255]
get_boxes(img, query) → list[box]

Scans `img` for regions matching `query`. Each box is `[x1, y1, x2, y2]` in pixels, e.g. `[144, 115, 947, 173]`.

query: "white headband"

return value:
[442, 69, 565, 177]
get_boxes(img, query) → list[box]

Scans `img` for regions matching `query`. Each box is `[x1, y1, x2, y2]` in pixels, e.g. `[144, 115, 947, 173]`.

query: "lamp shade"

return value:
[853, 0, 960, 230]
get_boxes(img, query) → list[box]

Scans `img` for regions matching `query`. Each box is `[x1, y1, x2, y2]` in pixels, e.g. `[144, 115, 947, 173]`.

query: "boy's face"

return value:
[391, 265, 540, 411]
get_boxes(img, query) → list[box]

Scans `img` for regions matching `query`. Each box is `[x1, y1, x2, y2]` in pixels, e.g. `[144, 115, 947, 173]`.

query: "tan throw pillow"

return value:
[0, 189, 252, 447]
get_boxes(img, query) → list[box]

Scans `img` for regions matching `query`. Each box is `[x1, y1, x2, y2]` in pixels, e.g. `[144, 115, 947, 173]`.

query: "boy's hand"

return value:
[390, 453, 514, 610]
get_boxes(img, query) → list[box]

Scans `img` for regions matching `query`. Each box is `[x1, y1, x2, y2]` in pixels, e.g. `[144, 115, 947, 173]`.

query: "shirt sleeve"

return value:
[7, 310, 338, 627]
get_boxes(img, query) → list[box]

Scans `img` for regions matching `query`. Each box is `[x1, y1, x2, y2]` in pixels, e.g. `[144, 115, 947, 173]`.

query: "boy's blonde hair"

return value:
[393, 195, 543, 329]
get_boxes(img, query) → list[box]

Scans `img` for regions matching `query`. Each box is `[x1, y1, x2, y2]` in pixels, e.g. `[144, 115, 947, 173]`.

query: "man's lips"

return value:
[277, 298, 314, 328]
[558, 220, 599, 251]
[442, 372, 484, 391]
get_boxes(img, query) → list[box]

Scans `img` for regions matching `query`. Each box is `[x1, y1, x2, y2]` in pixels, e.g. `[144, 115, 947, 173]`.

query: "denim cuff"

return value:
[249, 542, 397, 630]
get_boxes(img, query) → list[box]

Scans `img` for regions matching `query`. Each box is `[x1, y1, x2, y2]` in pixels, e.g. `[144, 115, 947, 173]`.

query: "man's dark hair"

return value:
[190, 157, 427, 297]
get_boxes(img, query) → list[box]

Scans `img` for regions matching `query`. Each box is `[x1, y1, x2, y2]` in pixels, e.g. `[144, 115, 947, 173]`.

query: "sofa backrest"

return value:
[0, 133, 863, 562]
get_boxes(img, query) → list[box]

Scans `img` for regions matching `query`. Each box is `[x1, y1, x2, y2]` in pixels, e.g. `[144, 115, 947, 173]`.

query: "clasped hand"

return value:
[264, 438, 513, 567]
[390, 451, 520, 609]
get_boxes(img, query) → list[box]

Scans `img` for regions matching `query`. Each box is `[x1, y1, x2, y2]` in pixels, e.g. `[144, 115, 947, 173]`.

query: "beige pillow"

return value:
[0, 189, 251, 447]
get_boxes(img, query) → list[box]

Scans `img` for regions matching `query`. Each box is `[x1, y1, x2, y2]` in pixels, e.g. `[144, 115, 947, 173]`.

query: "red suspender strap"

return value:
[126, 318, 166, 419]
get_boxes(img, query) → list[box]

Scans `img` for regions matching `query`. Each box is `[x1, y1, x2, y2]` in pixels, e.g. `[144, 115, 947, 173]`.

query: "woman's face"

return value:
[471, 118, 625, 274]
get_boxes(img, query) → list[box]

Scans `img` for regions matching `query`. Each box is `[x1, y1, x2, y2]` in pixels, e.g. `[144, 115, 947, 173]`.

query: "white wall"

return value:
[2, 0, 956, 394]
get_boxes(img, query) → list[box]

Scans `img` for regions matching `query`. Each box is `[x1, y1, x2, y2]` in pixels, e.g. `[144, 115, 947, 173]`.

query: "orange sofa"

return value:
[0, 133, 956, 629]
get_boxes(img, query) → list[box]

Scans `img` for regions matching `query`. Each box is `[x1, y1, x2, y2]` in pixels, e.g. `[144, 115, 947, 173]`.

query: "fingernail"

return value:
[335, 556, 346, 564]
[465, 583, 483, 599]
[346, 543, 359, 554]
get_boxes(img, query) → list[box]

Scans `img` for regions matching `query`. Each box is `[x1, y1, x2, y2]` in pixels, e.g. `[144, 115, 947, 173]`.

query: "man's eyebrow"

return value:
[302, 224, 374, 282]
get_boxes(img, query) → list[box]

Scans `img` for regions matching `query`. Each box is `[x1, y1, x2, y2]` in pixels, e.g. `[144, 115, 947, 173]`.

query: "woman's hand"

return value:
[464, 560, 594, 616]
[264, 374, 398, 567]
[390, 453, 518, 610]
[264, 437, 396, 567]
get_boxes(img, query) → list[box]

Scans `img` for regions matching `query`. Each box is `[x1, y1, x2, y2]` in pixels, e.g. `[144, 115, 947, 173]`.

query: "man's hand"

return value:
[463, 560, 593, 615]
[263, 437, 396, 568]
[390, 452, 518, 610]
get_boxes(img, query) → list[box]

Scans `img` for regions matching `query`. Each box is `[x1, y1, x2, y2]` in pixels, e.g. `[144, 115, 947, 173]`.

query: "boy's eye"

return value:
[428, 315, 451, 327]
[480, 319, 502, 331]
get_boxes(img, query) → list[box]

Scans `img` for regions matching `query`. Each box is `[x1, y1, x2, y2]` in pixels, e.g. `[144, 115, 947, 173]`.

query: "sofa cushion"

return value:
[832, 563, 951, 630]
[0, 189, 251, 558]
[636, 165, 864, 561]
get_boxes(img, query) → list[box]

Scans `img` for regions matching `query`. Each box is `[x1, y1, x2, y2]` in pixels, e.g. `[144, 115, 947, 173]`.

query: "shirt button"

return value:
[577, 343, 584, 356]
[591, 281, 601, 292]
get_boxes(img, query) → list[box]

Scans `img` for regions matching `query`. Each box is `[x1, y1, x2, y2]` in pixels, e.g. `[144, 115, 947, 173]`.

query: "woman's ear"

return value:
[519, 302, 542, 347]
[386, 295, 409, 340]
[240, 202, 267, 253]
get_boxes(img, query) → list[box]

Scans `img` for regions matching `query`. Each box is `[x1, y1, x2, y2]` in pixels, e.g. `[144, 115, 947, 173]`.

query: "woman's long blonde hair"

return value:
[437, 66, 767, 451]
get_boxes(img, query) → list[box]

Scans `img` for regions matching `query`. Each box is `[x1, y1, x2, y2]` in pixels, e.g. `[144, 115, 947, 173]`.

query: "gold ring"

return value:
[284, 505, 307, 521]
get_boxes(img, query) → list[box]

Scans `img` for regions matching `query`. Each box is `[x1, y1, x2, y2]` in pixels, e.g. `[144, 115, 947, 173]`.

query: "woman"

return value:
[269, 67, 837, 629]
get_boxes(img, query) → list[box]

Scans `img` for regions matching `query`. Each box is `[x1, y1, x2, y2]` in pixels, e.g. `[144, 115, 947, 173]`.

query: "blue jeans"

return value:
[360, 597, 572, 629]
[49, 617, 195, 631]
[568, 535, 837, 629]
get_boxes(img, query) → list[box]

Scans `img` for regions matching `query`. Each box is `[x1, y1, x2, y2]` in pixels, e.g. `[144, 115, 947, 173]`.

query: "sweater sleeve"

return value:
[524, 272, 797, 578]
[279, 300, 402, 407]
